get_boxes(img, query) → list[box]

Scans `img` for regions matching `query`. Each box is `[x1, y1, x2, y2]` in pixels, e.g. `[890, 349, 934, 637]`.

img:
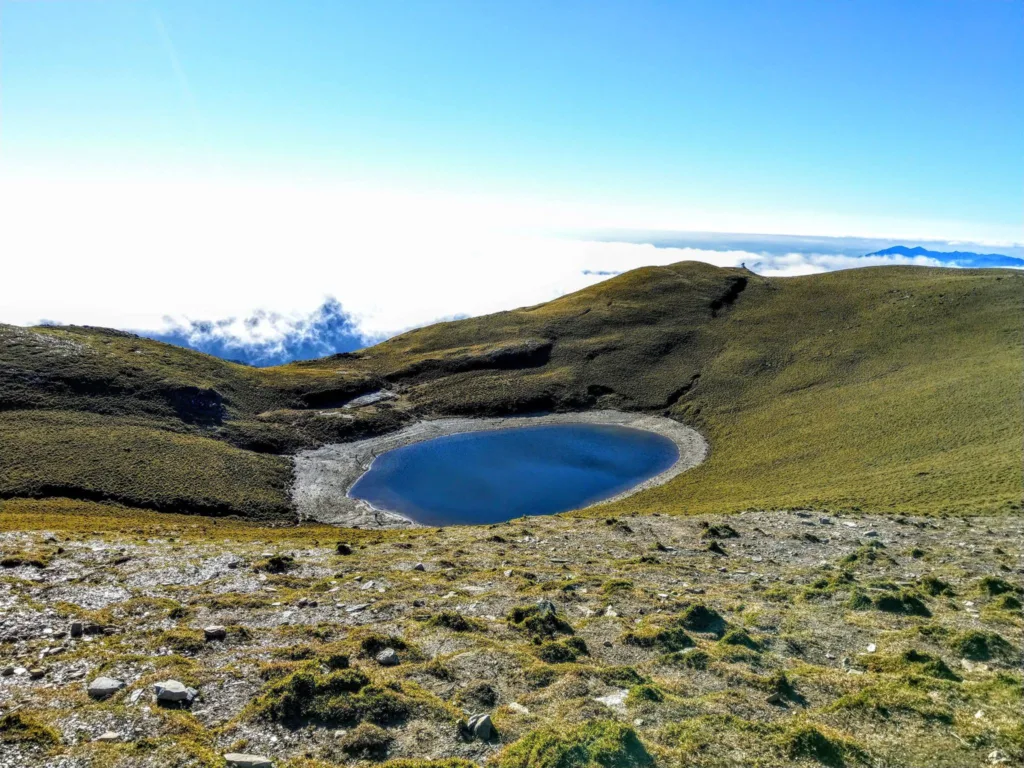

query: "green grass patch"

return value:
[494, 720, 653, 768]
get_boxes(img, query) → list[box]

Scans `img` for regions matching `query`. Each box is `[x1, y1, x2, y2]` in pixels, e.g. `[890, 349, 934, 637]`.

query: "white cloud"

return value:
[0, 176, 999, 351]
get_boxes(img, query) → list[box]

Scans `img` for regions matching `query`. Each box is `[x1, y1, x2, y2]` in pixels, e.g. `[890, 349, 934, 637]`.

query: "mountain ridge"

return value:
[1, 262, 1021, 520]
[867, 245, 1024, 268]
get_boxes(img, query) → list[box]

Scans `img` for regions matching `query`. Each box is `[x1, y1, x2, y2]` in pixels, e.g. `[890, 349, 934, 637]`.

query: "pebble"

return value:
[506, 702, 529, 715]
[204, 625, 227, 642]
[376, 648, 400, 667]
[413, 562, 426, 571]
[225, 754, 274, 768]
[28, 668, 45, 680]
[94, 731, 119, 743]
[866, 643, 877, 653]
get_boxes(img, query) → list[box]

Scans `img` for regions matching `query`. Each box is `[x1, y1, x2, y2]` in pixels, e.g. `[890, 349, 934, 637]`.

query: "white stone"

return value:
[224, 754, 274, 768]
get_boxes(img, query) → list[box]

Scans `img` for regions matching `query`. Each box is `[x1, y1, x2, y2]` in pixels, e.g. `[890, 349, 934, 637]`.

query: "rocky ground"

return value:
[0, 507, 1021, 768]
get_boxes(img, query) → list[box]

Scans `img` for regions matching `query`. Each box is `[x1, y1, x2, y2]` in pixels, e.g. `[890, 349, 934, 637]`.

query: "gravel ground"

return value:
[0, 508, 1020, 767]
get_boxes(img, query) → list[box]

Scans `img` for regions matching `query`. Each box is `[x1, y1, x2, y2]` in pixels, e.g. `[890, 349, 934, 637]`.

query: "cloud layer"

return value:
[142, 298, 371, 366]
[2, 177, 1019, 366]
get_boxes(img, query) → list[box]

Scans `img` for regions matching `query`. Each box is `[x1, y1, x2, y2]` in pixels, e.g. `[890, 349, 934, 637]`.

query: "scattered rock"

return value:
[507, 702, 529, 715]
[376, 648, 400, 667]
[225, 754, 274, 768]
[154, 679, 197, 703]
[204, 625, 227, 641]
[28, 668, 45, 680]
[70, 621, 84, 638]
[765, 692, 783, 705]
[413, 562, 426, 571]
[536, 599, 557, 617]
[87, 676, 125, 700]
[467, 713, 495, 740]
[94, 731, 119, 743]
[595, 689, 628, 710]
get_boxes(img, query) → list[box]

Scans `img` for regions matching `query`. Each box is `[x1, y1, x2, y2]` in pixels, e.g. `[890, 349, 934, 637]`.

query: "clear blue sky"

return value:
[3, 0, 1021, 240]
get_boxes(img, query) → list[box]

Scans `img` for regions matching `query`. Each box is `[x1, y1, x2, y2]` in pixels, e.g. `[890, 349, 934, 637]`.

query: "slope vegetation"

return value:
[1, 262, 1020, 518]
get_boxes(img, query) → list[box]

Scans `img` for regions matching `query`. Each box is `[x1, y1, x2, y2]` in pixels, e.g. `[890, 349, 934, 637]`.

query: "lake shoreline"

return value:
[291, 410, 708, 528]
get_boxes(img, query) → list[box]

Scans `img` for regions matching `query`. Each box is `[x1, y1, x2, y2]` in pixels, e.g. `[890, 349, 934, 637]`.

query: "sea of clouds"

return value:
[4, 178, 1020, 365]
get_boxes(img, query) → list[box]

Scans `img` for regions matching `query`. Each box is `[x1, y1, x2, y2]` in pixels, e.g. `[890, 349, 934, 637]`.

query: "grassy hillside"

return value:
[345, 263, 1023, 517]
[1, 262, 1021, 518]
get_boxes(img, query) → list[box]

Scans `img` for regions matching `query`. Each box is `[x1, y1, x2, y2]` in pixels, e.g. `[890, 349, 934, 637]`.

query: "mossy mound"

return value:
[863, 649, 960, 681]
[870, 589, 931, 616]
[777, 723, 869, 767]
[0, 549, 53, 568]
[622, 624, 694, 652]
[340, 722, 393, 758]
[0, 712, 60, 746]
[679, 604, 726, 635]
[508, 604, 574, 638]
[424, 611, 486, 633]
[952, 630, 1018, 663]
[978, 577, 1022, 597]
[536, 636, 589, 664]
[251, 665, 422, 726]
[494, 721, 653, 768]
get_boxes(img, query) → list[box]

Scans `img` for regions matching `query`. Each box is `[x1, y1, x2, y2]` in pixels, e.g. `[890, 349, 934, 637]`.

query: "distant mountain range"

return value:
[868, 245, 1024, 269]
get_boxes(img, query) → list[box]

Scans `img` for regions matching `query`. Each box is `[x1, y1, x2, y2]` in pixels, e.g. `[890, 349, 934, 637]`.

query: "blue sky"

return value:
[1, 1, 1021, 361]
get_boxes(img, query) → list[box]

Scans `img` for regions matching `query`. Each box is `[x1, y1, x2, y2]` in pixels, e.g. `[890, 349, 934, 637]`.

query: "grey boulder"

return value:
[204, 625, 227, 641]
[154, 679, 196, 703]
[467, 713, 495, 740]
[87, 676, 125, 700]
[376, 648, 400, 667]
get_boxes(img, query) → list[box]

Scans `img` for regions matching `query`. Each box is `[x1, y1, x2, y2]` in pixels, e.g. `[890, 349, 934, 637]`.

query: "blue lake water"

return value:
[349, 423, 679, 526]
